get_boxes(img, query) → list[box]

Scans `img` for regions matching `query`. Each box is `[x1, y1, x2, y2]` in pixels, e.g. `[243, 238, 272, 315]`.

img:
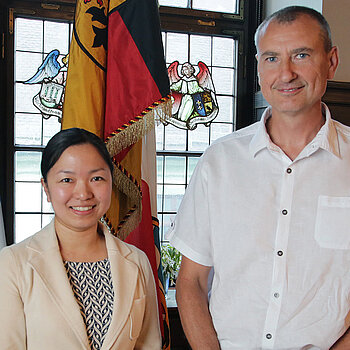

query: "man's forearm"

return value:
[330, 326, 350, 349]
[176, 277, 220, 350]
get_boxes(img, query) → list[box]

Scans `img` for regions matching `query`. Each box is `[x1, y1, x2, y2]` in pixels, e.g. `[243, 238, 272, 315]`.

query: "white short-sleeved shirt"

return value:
[167, 104, 350, 350]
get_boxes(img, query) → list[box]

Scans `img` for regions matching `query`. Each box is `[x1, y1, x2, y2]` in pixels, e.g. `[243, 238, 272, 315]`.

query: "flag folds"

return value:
[63, 0, 171, 238]
[62, 0, 171, 347]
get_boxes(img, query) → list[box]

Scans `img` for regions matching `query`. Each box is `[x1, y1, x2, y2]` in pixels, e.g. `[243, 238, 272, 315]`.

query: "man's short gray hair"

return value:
[255, 6, 332, 53]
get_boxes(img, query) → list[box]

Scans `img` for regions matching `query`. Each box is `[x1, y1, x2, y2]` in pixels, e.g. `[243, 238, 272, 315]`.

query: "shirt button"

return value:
[277, 250, 283, 256]
[282, 209, 288, 215]
[286, 168, 292, 174]
[274, 292, 280, 298]
[266, 333, 272, 339]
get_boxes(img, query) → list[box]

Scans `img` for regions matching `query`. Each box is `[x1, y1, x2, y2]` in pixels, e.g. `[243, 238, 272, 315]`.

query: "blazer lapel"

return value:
[27, 222, 90, 349]
[102, 232, 139, 349]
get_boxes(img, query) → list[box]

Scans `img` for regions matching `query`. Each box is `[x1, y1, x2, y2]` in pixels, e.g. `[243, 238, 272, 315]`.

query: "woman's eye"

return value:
[92, 176, 104, 181]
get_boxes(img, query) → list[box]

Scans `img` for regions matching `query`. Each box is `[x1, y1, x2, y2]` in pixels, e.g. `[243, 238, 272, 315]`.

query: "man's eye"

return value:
[61, 178, 72, 183]
[296, 53, 308, 59]
[266, 57, 277, 62]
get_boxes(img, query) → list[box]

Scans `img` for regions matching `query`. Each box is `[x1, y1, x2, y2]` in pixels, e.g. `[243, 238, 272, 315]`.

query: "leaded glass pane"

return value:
[187, 157, 200, 183]
[15, 182, 42, 212]
[44, 21, 69, 54]
[159, 0, 187, 8]
[212, 67, 235, 95]
[15, 51, 43, 82]
[166, 33, 188, 64]
[42, 188, 54, 213]
[192, 0, 237, 14]
[210, 123, 233, 143]
[159, 0, 238, 14]
[190, 35, 212, 67]
[215, 96, 234, 122]
[15, 214, 41, 243]
[15, 83, 41, 113]
[163, 185, 185, 212]
[164, 157, 186, 184]
[164, 125, 186, 151]
[43, 117, 61, 145]
[156, 123, 164, 150]
[158, 214, 164, 241]
[188, 124, 209, 151]
[15, 18, 43, 52]
[157, 184, 164, 213]
[157, 155, 164, 183]
[213, 37, 235, 67]
[15, 113, 42, 145]
[15, 152, 42, 182]
[42, 214, 55, 227]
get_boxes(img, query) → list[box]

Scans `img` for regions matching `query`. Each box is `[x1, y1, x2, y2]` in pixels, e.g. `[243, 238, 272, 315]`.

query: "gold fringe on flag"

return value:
[105, 96, 172, 239]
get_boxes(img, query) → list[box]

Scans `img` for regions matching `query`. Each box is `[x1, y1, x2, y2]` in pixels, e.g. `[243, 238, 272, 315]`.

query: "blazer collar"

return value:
[102, 226, 139, 349]
[27, 220, 140, 350]
[27, 221, 90, 348]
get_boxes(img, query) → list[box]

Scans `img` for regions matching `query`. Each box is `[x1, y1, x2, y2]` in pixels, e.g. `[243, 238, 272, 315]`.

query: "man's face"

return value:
[256, 15, 338, 118]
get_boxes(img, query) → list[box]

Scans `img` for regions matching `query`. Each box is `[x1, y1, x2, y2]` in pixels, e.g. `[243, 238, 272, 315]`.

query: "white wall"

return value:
[264, 0, 323, 17]
[263, 0, 349, 82]
[323, 0, 350, 82]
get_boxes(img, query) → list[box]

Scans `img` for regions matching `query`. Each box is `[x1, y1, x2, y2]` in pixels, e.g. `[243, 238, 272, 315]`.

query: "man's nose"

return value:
[279, 59, 297, 82]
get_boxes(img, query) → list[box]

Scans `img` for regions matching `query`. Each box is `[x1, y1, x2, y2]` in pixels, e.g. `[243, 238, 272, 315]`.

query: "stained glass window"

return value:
[157, 32, 237, 242]
[14, 17, 71, 242]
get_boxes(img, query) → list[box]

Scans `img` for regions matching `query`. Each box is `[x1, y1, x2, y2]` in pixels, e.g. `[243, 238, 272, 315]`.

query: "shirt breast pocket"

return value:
[314, 195, 350, 249]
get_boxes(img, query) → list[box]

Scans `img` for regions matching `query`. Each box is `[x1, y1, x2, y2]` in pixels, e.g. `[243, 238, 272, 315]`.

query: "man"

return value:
[167, 6, 350, 349]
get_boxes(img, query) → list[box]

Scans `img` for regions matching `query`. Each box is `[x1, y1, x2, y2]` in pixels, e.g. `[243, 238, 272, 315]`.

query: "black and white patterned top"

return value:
[64, 259, 114, 350]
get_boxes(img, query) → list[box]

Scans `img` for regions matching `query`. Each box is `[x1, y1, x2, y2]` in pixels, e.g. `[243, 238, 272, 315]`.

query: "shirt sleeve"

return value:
[166, 154, 213, 266]
[0, 247, 27, 349]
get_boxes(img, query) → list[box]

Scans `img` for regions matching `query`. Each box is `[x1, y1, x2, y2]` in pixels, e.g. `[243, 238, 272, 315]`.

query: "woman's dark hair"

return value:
[41, 128, 114, 182]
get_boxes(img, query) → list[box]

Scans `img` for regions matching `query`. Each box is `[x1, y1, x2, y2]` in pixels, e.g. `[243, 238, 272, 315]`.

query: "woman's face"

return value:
[42, 143, 113, 234]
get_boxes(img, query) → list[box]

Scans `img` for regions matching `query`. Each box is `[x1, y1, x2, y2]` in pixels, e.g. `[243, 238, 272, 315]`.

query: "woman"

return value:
[0, 128, 161, 350]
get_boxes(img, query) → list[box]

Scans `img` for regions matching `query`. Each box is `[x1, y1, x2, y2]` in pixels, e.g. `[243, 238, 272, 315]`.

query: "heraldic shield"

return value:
[161, 61, 219, 130]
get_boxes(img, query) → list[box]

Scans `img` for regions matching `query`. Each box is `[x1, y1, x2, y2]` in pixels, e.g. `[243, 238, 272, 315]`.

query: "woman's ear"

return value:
[41, 178, 51, 203]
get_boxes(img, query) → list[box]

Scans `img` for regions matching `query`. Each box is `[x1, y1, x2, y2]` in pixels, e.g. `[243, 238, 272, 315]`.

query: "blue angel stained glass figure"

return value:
[24, 49, 68, 122]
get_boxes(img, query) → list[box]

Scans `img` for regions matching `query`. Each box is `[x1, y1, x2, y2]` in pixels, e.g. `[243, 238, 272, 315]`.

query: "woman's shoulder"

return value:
[105, 232, 151, 268]
[0, 222, 55, 263]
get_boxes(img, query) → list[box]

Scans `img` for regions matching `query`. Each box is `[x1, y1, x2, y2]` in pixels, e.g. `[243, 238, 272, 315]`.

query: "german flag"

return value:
[62, 0, 171, 347]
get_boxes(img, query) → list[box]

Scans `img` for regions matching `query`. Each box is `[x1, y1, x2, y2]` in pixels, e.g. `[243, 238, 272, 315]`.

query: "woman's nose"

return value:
[73, 181, 93, 200]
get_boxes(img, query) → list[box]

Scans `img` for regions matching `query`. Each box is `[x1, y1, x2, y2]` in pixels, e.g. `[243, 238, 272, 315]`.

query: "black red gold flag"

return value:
[62, 0, 171, 347]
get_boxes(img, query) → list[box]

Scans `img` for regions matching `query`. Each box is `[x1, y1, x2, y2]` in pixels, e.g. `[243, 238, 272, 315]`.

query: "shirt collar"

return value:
[249, 106, 274, 157]
[312, 103, 340, 158]
[249, 103, 340, 158]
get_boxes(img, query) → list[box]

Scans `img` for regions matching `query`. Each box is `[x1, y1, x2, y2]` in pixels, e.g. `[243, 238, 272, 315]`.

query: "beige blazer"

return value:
[0, 221, 161, 350]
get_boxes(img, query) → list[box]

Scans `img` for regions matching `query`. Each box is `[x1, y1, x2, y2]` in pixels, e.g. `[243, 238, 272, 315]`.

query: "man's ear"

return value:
[327, 46, 339, 80]
[41, 178, 51, 203]
[255, 54, 262, 86]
